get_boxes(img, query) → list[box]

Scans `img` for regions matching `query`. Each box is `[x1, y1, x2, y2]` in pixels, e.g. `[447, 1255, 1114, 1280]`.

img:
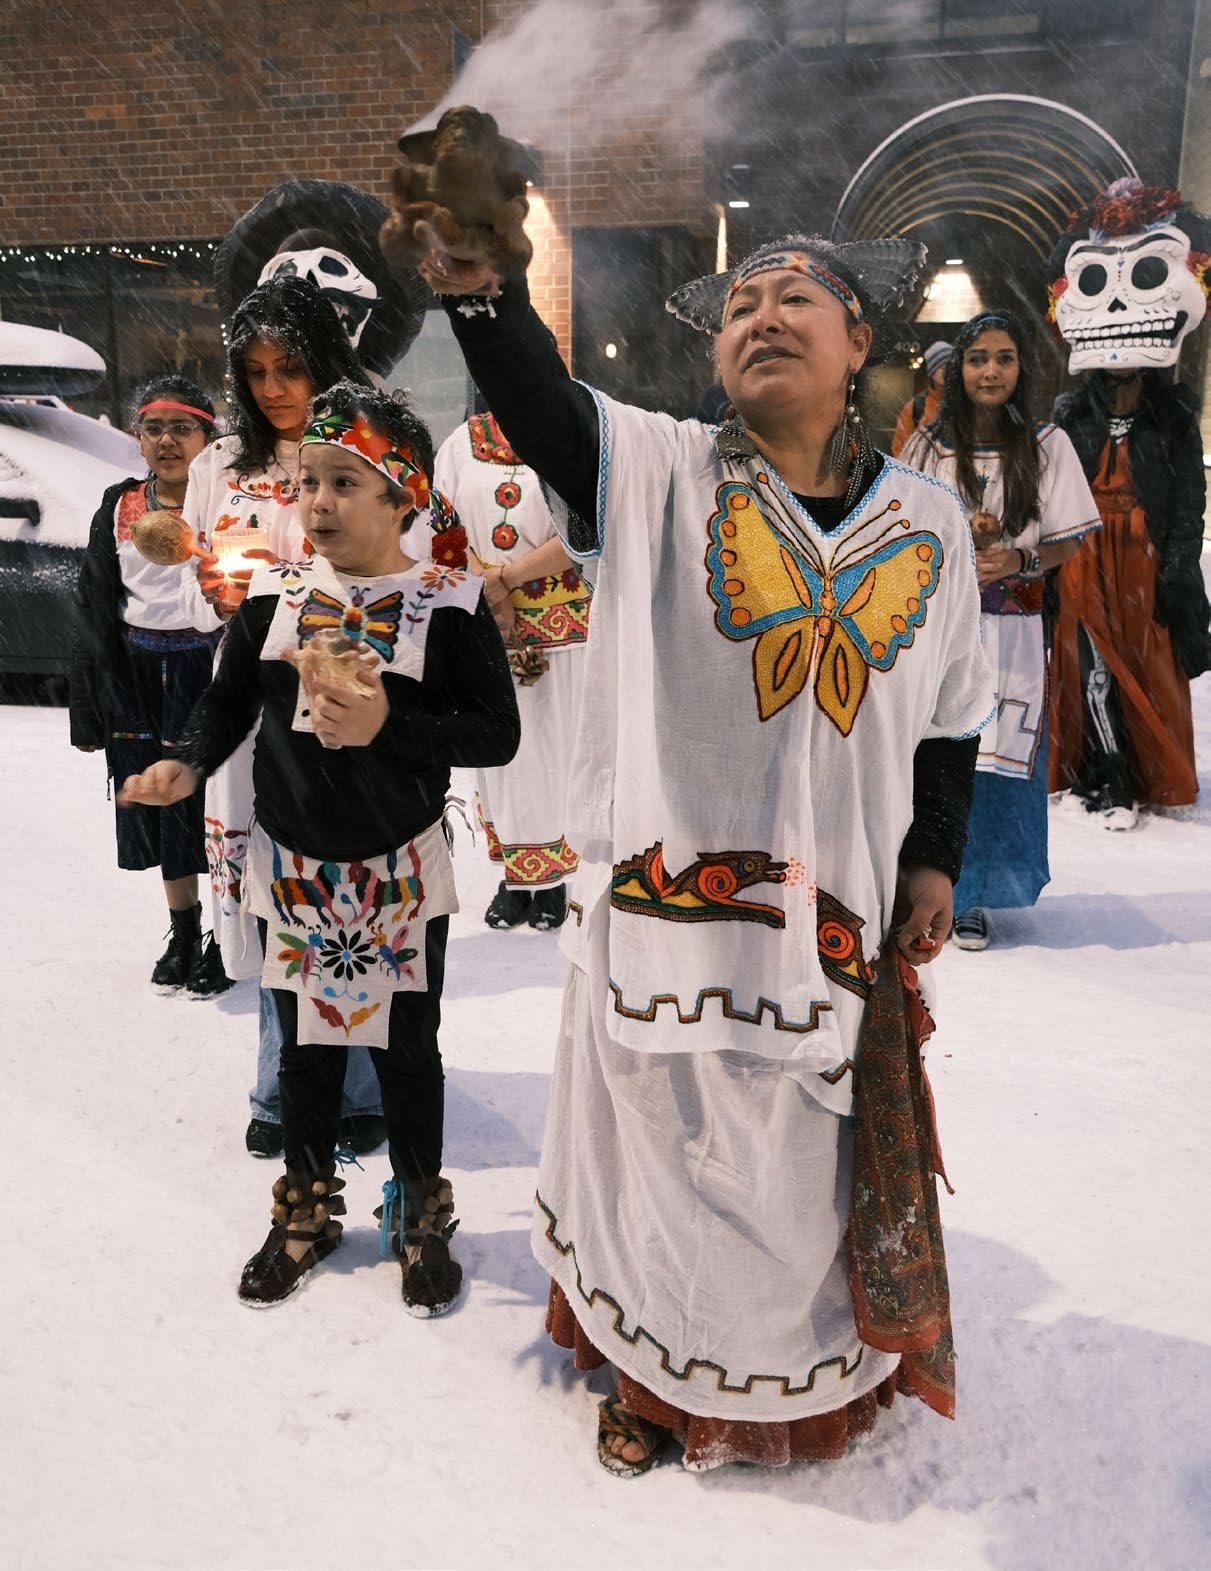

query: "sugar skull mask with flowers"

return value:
[1047, 179, 1210, 373]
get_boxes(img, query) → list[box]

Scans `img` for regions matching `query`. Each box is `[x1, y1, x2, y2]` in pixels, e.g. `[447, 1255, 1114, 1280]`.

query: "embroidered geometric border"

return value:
[609, 980, 831, 1034]
[479, 806, 579, 887]
[536, 1191, 864, 1396]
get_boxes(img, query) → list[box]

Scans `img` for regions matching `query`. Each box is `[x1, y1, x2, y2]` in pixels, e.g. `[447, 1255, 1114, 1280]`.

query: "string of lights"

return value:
[0, 242, 219, 265]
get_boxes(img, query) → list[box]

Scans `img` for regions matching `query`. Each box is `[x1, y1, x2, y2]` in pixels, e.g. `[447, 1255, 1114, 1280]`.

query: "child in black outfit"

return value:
[120, 381, 520, 1311]
[71, 373, 229, 994]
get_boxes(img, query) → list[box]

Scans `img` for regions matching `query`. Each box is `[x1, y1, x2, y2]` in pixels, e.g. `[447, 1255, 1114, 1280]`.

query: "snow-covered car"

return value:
[0, 322, 140, 681]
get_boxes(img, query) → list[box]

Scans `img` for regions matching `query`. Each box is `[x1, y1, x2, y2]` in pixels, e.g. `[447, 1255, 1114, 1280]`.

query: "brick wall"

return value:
[0, 2, 477, 238]
[0, 0, 715, 367]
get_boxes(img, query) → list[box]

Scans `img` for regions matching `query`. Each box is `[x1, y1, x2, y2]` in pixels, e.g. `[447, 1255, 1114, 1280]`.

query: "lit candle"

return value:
[210, 525, 271, 614]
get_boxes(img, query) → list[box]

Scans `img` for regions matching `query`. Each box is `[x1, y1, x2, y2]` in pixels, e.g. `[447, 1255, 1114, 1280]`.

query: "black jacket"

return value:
[69, 476, 143, 749]
[176, 584, 520, 860]
[1052, 373, 1210, 677]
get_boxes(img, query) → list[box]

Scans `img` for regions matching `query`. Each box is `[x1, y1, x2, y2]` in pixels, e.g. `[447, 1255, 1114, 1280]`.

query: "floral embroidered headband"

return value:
[300, 408, 431, 512]
[725, 251, 864, 321]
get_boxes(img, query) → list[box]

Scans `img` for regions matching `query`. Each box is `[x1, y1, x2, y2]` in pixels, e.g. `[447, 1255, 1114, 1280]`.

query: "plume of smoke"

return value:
[409, 0, 747, 151]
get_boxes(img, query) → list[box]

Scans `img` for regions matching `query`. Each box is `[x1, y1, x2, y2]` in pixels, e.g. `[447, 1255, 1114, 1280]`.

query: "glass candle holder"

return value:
[210, 526, 271, 615]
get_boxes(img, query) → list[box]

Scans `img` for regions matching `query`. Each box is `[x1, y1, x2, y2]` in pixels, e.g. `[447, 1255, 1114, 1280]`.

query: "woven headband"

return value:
[138, 398, 215, 422]
[726, 251, 864, 321]
[666, 234, 927, 334]
[300, 409, 431, 511]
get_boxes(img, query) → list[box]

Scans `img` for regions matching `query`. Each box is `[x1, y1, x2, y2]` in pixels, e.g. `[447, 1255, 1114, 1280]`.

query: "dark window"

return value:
[0, 242, 223, 426]
[572, 227, 712, 419]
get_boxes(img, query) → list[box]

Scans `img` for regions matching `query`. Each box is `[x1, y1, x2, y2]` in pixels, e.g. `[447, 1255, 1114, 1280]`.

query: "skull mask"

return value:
[1054, 224, 1206, 372]
[258, 247, 380, 348]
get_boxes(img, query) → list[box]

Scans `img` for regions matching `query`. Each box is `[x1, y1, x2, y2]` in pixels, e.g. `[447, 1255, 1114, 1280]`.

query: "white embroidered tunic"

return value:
[531, 396, 994, 1422]
[433, 415, 590, 887]
[554, 396, 994, 1102]
[900, 421, 1100, 779]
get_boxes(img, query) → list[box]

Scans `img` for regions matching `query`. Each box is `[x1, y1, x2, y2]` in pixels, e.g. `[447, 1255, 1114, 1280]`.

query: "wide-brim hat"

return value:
[213, 179, 428, 376]
[666, 234, 927, 332]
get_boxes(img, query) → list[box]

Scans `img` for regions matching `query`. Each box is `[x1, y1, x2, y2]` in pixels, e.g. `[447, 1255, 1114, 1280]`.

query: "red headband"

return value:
[138, 399, 215, 423]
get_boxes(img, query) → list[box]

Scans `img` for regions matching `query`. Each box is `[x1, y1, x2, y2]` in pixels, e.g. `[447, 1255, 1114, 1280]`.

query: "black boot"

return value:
[484, 880, 533, 929]
[528, 884, 568, 931]
[151, 903, 203, 991]
[186, 933, 234, 998]
[337, 1114, 387, 1155]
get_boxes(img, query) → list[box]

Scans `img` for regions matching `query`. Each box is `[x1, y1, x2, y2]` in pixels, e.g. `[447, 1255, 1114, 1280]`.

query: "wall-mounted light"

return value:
[915, 262, 985, 323]
[724, 164, 752, 210]
[516, 144, 545, 189]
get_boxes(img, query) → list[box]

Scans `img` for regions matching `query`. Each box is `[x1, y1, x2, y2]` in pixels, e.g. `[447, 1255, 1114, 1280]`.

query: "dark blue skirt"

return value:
[953, 732, 1050, 913]
[107, 627, 219, 880]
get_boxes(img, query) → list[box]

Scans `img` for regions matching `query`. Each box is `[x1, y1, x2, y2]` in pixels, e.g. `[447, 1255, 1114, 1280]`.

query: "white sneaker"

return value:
[1100, 802, 1139, 831]
[951, 907, 990, 950]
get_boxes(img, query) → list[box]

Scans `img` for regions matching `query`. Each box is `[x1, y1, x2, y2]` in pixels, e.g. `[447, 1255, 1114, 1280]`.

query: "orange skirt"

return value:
[1049, 447, 1196, 807]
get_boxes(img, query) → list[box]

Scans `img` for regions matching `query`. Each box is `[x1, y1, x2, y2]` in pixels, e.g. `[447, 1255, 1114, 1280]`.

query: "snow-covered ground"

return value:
[3, 666, 1209, 1571]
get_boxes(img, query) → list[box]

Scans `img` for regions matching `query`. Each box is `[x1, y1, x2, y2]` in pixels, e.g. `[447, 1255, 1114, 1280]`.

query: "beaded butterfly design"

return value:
[705, 485, 943, 734]
[296, 586, 405, 664]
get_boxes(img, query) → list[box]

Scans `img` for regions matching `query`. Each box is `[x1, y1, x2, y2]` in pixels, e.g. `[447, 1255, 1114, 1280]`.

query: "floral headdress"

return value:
[300, 405, 469, 569]
[426, 488, 469, 570]
[300, 407, 431, 510]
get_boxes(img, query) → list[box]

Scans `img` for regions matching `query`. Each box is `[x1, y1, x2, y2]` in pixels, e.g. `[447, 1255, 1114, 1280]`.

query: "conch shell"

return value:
[281, 630, 377, 701]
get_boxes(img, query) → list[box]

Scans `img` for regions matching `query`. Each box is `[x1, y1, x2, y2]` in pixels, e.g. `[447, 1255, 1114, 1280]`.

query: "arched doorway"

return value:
[832, 95, 1138, 423]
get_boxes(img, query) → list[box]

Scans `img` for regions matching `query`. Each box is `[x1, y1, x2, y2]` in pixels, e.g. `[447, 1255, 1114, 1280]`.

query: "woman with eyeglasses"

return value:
[70, 372, 224, 992]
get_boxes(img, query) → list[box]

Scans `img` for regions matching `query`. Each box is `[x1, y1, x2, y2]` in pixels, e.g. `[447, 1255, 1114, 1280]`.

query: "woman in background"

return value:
[433, 405, 590, 932]
[901, 312, 1099, 949]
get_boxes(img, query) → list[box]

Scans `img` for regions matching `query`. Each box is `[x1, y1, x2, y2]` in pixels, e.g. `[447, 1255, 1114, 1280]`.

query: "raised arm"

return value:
[419, 254, 600, 535]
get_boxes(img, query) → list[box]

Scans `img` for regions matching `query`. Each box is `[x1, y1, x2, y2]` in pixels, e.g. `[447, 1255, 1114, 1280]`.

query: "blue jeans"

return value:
[249, 985, 383, 1125]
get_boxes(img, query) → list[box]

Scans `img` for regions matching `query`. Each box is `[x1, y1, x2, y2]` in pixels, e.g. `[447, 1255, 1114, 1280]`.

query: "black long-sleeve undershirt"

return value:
[440, 281, 978, 881]
[176, 588, 520, 860]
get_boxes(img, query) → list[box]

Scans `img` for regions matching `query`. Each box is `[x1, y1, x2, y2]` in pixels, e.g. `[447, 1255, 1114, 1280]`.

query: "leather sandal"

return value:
[238, 1221, 341, 1307]
[597, 1395, 670, 1478]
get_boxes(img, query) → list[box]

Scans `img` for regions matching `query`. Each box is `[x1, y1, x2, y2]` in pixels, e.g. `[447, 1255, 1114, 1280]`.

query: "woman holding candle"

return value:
[180, 274, 386, 1156]
[900, 313, 1100, 949]
[70, 373, 222, 992]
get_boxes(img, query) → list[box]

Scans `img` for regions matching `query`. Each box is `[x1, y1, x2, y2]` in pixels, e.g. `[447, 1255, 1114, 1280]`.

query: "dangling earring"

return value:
[826, 391, 852, 477]
[830, 377, 876, 511]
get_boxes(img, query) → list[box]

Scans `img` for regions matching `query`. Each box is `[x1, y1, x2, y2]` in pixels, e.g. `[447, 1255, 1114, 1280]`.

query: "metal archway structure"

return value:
[832, 95, 1137, 260]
